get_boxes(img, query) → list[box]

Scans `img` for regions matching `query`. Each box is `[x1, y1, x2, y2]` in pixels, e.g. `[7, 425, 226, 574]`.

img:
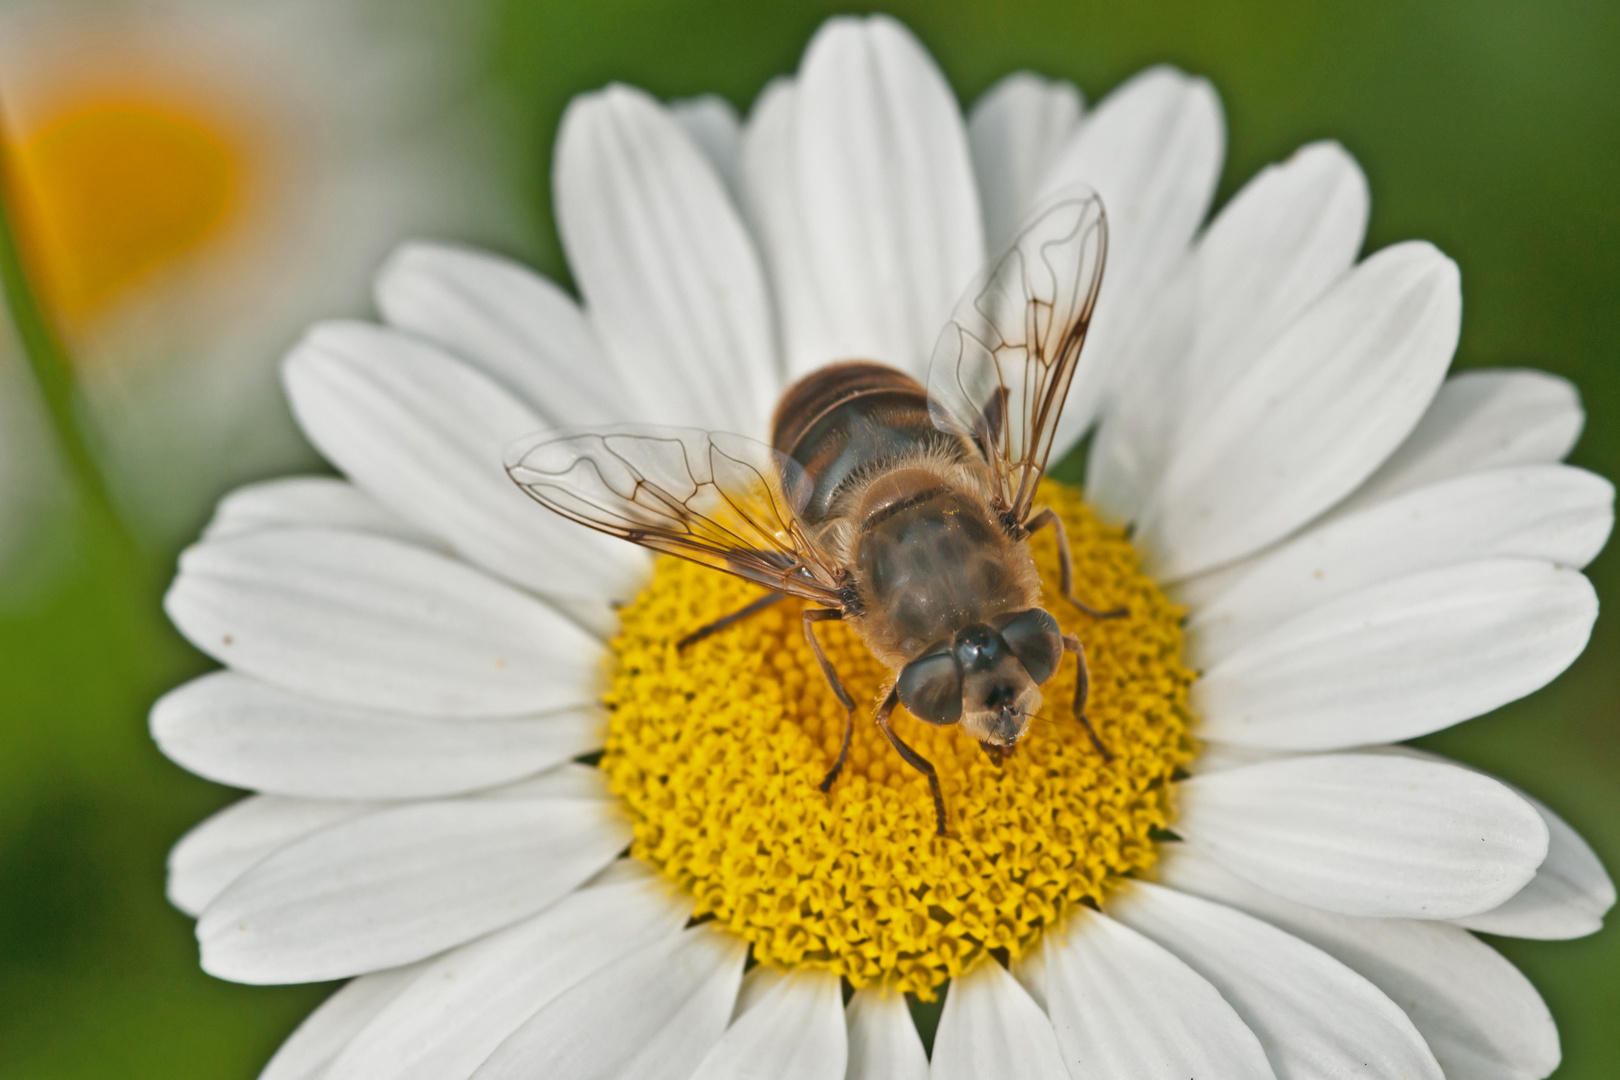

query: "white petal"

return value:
[152, 671, 602, 800]
[260, 964, 425, 1080]
[555, 83, 778, 435]
[1038, 65, 1223, 299]
[1010, 930, 1051, 1008]
[1038, 65, 1224, 455]
[488, 762, 614, 801]
[1159, 843, 1561, 1080]
[1366, 746, 1614, 939]
[730, 964, 790, 1019]
[930, 960, 1067, 1080]
[167, 795, 381, 918]
[786, 15, 984, 381]
[739, 77, 823, 367]
[1412, 764, 1613, 939]
[165, 528, 603, 717]
[472, 924, 747, 1080]
[1188, 465, 1614, 667]
[1138, 241, 1461, 580]
[1024, 905, 1275, 1080]
[672, 93, 745, 207]
[1086, 141, 1366, 521]
[204, 477, 434, 546]
[695, 969, 847, 1080]
[1186, 141, 1369, 405]
[1300, 744, 1614, 940]
[1177, 367, 1591, 609]
[1110, 881, 1443, 1080]
[966, 72, 1084, 254]
[1340, 368, 1585, 514]
[283, 320, 646, 612]
[374, 243, 621, 426]
[846, 986, 928, 1080]
[325, 867, 688, 1080]
[1080, 256, 1198, 522]
[1182, 741, 1296, 775]
[1175, 752, 1549, 919]
[198, 794, 630, 983]
[1452, 788, 1615, 940]
[1195, 559, 1597, 749]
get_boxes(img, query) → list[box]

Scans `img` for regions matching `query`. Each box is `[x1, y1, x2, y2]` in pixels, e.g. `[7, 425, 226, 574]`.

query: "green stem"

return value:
[0, 107, 139, 560]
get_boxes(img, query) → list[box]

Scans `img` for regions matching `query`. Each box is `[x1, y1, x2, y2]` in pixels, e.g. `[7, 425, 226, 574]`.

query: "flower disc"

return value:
[603, 480, 1196, 997]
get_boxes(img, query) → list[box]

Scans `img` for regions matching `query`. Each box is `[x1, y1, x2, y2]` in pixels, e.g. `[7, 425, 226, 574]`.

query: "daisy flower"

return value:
[0, 0, 510, 546]
[154, 14, 1613, 1080]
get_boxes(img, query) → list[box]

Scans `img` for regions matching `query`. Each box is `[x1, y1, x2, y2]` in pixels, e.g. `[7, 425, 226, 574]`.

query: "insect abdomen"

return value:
[772, 362, 955, 525]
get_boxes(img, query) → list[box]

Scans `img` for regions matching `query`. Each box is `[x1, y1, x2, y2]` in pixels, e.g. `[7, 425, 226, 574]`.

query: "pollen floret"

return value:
[602, 481, 1195, 998]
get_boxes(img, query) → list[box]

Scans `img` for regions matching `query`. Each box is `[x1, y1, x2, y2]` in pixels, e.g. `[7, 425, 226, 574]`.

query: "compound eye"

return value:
[997, 608, 1063, 684]
[895, 651, 963, 726]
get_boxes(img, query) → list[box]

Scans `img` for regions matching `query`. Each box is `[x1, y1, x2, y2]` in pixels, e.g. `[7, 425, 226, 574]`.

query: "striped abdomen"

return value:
[772, 361, 965, 526]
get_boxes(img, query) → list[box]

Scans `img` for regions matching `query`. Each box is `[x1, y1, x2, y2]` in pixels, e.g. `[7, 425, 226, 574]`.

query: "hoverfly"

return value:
[508, 190, 1119, 836]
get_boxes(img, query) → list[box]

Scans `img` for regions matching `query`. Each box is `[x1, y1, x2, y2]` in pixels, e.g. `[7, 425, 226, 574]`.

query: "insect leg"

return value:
[875, 688, 949, 837]
[1062, 633, 1111, 762]
[804, 608, 857, 793]
[1026, 508, 1128, 619]
[676, 591, 787, 651]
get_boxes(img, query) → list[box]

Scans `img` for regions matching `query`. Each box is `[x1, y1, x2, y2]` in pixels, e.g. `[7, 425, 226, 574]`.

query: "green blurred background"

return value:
[1, 0, 1616, 1076]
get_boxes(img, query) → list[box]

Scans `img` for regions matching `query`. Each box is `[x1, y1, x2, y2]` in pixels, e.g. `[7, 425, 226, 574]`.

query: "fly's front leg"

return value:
[874, 688, 949, 837]
[1026, 508, 1128, 620]
[677, 591, 787, 651]
[1062, 633, 1111, 762]
[804, 608, 857, 793]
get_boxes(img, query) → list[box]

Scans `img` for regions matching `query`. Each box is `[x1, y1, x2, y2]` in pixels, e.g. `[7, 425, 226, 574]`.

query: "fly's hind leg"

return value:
[1026, 508, 1128, 620]
[677, 591, 787, 651]
[874, 688, 949, 836]
[1062, 633, 1111, 763]
[804, 608, 857, 793]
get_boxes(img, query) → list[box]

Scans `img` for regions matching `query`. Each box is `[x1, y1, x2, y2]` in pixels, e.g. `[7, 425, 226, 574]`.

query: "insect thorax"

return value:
[846, 475, 1041, 665]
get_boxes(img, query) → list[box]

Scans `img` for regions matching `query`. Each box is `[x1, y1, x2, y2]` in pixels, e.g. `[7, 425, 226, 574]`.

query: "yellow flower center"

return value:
[603, 480, 1195, 997]
[5, 89, 252, 328]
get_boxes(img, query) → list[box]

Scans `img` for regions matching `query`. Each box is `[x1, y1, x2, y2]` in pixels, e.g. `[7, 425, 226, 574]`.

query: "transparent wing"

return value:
[506, 425, 847, 605]
[927, 188, 1107, 524]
